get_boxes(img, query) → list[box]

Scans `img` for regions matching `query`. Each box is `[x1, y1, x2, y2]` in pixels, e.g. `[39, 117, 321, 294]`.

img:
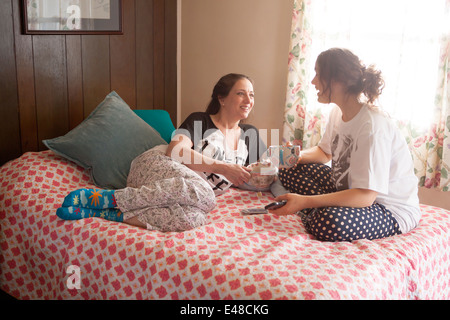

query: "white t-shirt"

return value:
[318, 104, 421, 233]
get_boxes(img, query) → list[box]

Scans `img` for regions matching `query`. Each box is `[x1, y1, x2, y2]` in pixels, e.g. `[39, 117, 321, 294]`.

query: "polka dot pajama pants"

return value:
[278, 163, 401, 242]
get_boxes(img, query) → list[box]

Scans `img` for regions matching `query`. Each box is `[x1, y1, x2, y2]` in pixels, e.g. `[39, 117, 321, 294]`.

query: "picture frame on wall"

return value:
[21, 0, 122, 34]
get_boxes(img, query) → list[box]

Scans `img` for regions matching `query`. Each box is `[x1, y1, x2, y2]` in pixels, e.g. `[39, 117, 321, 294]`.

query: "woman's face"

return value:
[219, 78, 255, 120]
[311, 64, 330, 104]
[311, 62, 346, 104]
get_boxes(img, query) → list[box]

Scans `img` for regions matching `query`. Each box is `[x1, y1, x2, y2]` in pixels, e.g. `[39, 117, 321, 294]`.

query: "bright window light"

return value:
[306, 0, 447, 129]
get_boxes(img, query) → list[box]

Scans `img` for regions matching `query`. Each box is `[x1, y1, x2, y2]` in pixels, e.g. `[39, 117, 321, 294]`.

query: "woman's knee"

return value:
[278, 164, 335, 195]
[304, 207, 363, 241]
[183, 177, 216, 212]
[305, 205, 400, 241]
[305, 209, 340, 241]
[134, 204, 208, 232]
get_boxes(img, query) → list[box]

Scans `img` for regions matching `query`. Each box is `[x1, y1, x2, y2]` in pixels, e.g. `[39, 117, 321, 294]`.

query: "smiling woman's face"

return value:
[311, 63, 347, 105]
[311, 64, 330, 104]
[219, 78, 255, 120]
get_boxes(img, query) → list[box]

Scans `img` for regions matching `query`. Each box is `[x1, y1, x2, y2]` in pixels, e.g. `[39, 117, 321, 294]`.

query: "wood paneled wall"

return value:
[0, 0, 177, 166]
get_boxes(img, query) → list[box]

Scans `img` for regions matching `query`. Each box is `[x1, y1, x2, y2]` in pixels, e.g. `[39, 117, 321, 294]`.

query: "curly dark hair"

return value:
[316, 48, 385, 104]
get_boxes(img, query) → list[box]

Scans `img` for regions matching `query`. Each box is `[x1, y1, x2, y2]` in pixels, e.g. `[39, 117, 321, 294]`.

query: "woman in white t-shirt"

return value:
[270, 48, 421, 241]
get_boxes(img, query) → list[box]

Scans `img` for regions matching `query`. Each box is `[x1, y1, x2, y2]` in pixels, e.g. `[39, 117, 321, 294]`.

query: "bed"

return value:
[1, 148, 450, 300]
[1, 93, 449, 300]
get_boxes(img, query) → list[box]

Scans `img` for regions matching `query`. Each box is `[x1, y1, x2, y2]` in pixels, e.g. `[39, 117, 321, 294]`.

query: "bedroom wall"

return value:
[0, 0, 177, 166]
[418, 188, 450, 210]
[179, 0, 293, 146]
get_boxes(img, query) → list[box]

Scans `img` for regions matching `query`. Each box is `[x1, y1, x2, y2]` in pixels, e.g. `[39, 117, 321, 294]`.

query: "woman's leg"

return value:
[115, 176, 215, 231]
[122, 204, 208, 232]
[303, 203, 402, 241]
[56, 206, 123, 222]
[279, 164, 401, 241]
[57, 149, 215, 231]
[57, 189, 123, 221]
[115, 175, 216, 214]
[278, 163, 336, 216]
[278, 163, 336, 195]
[115, 149, 216, 231]
[62, 188, 116, 209]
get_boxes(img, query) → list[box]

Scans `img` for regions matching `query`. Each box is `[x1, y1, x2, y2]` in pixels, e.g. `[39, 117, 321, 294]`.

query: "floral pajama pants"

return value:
[114, 148, 216, 232]
[278, 163, 402, 242]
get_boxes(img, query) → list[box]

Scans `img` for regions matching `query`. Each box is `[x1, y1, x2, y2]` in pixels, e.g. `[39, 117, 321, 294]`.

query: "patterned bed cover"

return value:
[1, 151, 449, 299]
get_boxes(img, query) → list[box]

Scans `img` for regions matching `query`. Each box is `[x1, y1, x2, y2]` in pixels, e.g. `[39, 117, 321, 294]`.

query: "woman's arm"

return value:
[166, 134, 251, 185]
[298, 146, 332, 164]
[270, 188, 378, 216]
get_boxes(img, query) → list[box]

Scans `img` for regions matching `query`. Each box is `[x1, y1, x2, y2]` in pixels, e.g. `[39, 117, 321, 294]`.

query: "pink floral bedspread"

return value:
[1, 151, 449, 300]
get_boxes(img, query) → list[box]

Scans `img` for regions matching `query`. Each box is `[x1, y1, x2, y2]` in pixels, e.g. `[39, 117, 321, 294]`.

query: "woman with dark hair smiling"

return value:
[167, 73, 266, 195]
[269, 48, 421, 242]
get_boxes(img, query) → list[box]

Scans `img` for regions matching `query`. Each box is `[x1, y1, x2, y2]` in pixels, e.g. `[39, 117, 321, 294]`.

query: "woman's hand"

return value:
[167, 134, 253, 185]
[267, 188, 378, 216]
[217, 163, 252, 186]
[267, 193, 308, 216]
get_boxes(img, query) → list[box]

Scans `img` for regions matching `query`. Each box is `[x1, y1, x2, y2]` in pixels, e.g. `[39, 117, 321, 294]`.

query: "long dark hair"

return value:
[206, 73, 254, 115]
[316, 48, 385, 104]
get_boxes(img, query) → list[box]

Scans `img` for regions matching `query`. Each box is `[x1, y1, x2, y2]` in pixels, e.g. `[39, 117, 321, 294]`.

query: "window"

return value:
[306, 0, 448, 129]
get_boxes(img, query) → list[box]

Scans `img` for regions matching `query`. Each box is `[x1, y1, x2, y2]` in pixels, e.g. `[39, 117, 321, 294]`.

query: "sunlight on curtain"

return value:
[283, 0, 450, 190]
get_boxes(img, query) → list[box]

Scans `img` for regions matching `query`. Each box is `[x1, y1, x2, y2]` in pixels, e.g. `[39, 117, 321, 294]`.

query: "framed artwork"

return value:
[22, 0, 122, 34]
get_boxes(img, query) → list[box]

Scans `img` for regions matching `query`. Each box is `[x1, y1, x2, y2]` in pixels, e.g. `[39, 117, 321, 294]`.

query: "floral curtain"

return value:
[401, 38, 450, 191]
[283, 0, 324, 150]
[283, 0, 450, 191]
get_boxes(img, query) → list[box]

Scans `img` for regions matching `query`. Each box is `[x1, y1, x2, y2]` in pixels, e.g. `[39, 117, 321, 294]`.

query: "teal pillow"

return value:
[133, 109, 175, 143]
[43, 91, 167, 189]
